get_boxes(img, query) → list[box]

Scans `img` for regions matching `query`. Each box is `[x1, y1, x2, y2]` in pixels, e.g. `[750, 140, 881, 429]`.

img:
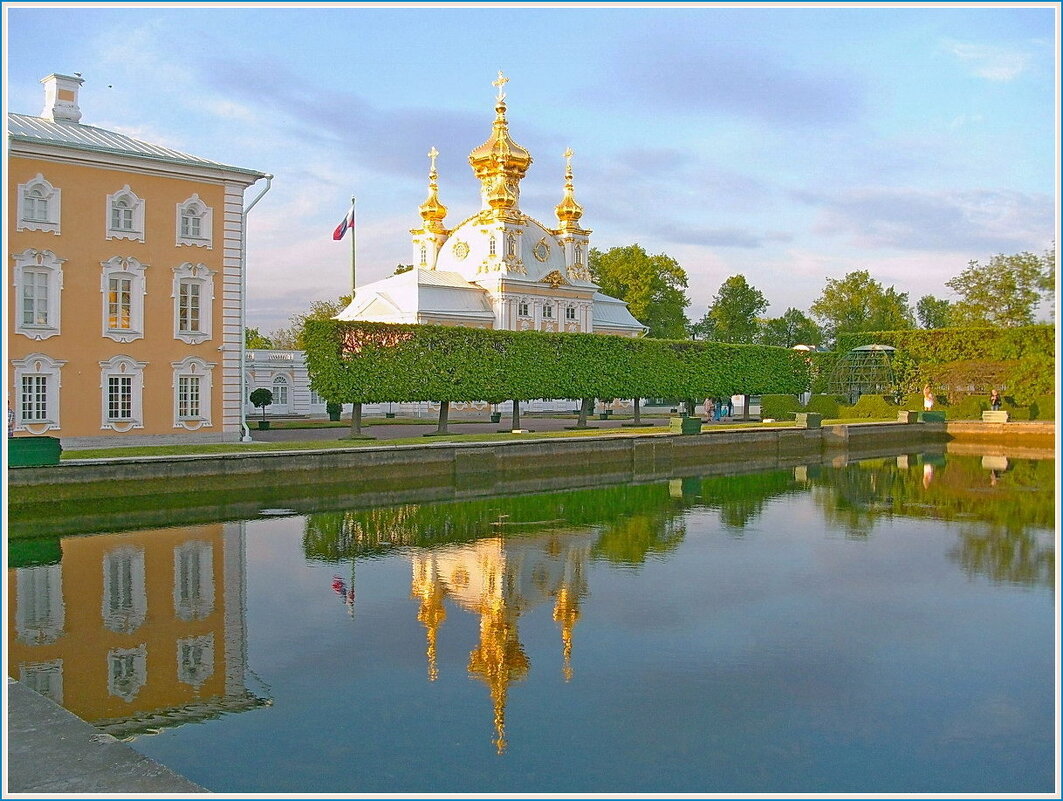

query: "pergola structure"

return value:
[826, 344, 898, 404]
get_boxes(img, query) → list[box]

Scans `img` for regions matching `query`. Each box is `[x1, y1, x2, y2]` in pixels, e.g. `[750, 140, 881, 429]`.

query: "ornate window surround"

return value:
[99, 355, 147, 431]
[17, 173, 61, 234]
[172, 356, 215, 430]
[172, 262, 214, 344]
[12, 248, 64, 341]
[175, 193, 213, 248]
[12, 352, 65, 433]
[101, 256, 148, 343]
[105, 185, 145, 242]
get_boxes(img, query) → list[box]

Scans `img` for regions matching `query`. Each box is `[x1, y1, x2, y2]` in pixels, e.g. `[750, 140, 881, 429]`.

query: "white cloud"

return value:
[943, 40, 1031, 82]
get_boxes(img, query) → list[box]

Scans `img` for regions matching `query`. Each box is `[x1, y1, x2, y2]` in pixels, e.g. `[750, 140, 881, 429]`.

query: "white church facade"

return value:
[336, 72, 647, 338]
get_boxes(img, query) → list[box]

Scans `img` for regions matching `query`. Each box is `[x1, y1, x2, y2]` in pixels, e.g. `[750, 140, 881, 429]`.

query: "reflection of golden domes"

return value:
[419, 146, 448, 232]
[555, 148, 584, 226]
[469, 72, 532, 212]
[468, 606, 529, 755]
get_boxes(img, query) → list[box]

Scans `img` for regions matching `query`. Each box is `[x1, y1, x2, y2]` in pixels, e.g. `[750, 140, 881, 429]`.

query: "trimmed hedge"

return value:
[304, 321, 810, 404]
[760, 394, 804, 421]
[803, 394, 845, 419]
[840, 394, 897, 419]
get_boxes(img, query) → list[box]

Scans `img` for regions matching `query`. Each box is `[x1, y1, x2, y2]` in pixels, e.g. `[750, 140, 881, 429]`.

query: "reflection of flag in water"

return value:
[332, 574, 355, 617]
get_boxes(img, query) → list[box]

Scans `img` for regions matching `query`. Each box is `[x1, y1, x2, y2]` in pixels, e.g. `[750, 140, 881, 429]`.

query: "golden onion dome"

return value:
[555, 148, 584, 225]
[419, 146, 447, 230]
[468, 72, 532, 187]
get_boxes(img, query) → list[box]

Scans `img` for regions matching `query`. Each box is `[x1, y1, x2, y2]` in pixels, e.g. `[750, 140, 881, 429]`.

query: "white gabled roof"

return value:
[336, 269, 495, 324]
[7, 113, 266, 180]
[591, 292, 649, 335]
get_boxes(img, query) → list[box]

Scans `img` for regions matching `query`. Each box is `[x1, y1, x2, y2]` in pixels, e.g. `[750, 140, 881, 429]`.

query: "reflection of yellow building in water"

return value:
[410, 530, 593, 753]
[7, 523, 267, 738]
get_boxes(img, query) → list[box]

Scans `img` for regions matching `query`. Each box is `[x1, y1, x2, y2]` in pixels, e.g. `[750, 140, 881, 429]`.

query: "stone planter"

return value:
[897, 410, 918, 424]
[8, 436, 62, 467]
[490, 412, 502, 423]
[385, 412, 396, 419]
[328, 412, 341, 422]
[795, 412, 822, 429]
[257, 420, 271, 430]
[669, 416, 702, 435]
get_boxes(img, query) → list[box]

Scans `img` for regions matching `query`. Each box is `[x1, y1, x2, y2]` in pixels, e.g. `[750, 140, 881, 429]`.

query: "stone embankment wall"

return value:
[8, 421, 1054, 539]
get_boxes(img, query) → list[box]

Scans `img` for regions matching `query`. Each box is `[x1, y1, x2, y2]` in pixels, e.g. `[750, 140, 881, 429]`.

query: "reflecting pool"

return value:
[7, 451, 1056, 793]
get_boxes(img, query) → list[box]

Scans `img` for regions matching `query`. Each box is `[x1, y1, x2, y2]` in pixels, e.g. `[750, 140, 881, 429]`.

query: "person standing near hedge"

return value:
[990, 388, 1002, 411]
[923, 384, 935, 411]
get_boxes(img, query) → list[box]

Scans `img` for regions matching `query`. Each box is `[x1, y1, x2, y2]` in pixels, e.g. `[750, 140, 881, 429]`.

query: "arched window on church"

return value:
[575, 244, 583, 265]
[419, 245, 427, 267]
[489, 236, 496, 257]
[507, 234, 516, 257]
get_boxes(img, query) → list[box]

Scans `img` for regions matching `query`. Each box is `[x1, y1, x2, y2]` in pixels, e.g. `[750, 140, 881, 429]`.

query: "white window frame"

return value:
[272, 375, 289, 407]
[101, 546, 147, 634]
[99, 355, 147, 431]
[13, 249, 64, 340]
[542, 302, 554, 319]
[419, 244, 427, 267]
[517, 299, 530, 317]
[175, 193, 213, 248]
[172, 262, 214, 344]
[101, 256, 148, 343]
[17, 174, 61, 234]
[12, 353, 65, 433]
[565, 304, 577, 321]
[105, 185, 145, 242]
[173, 541, 215, 621]
[172, 356, 215, 430]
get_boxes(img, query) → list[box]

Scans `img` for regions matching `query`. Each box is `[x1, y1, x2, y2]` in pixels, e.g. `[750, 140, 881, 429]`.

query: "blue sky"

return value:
[5, 3, 1057, 334]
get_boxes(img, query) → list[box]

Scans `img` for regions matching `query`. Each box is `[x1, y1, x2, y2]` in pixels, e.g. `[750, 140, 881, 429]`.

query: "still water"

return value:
[8, 451, 1056, 793]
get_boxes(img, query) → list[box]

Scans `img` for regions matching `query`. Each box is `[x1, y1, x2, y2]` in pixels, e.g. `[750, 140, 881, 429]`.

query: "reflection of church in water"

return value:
[410, 529, 594, 754]
[7, 523, 268, 739]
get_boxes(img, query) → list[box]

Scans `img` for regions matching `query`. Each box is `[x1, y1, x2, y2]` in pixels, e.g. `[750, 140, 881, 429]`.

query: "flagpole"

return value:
[355, 195, 363, 297]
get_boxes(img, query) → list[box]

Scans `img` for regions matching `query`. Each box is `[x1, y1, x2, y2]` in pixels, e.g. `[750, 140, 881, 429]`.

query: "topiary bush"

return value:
[950, 395, 988, 420]
[803, 394, 845, 419]
[1029, 395, 1056, 421]
[840, 394, 897, 419]
[760, 394, 803, 421]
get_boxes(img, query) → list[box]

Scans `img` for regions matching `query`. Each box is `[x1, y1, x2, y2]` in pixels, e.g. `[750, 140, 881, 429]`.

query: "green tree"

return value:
[589, 245, 690, 338]
[700, 275, 768, 343]
[756, 307, 823, 348]
[1038, 242, 1055, 318]
[244, 327, 273, 349]
[394, 263, 414, 275]
[810, 270, 914, 345]
[270, 296, 352, 349]
[915, 295, 952, 329]
[946, 252, 1046, 327]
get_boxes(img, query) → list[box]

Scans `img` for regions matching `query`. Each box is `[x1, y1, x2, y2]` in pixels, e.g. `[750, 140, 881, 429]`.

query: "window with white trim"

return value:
[12, 353, 65, 433]
[100, 355, 147, 431]
[272, 375, 289, 406]
[575, 244, 583, 265]
[101, 256, 147, 342]
[106, 185, 145, 242]
[489, 236, 497, 257]
[17, 174, 61, 234]
[565, 305, 577, 321]
[102, 546, 146, 634]
[173, 541, 215, 621]
[172, 263, 214, 344]
[517, 300, 530, 317]
[172, 357, 214, 430]
[542, 303, 554, 319]
[176, 194, 213, 248]
[13, 249, 64, 340]
[419, 244, 427, 267]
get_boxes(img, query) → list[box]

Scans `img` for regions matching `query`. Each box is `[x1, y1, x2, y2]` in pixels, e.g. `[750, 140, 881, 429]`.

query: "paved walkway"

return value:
[249, 413, 752, 444]
[6, 678, 206, 794]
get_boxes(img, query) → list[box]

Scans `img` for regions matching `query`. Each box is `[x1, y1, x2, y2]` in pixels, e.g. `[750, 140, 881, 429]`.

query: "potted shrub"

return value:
[249, 387, 273, 429]
[326, 401, 342, 422]
[489, 403, 502, 424]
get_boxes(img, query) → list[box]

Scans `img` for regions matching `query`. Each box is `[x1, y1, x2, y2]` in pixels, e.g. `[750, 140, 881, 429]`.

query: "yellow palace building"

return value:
[7, 74, 270, 446]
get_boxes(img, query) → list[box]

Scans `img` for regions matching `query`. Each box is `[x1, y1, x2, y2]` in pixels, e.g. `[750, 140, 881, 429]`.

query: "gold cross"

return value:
[564, 147, 573, 168]
[493, 70, 509, 101]
[427, 146, 439, 172]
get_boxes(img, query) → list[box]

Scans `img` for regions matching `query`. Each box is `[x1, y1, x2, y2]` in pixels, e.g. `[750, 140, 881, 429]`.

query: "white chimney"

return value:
[41, 73, 84, 123]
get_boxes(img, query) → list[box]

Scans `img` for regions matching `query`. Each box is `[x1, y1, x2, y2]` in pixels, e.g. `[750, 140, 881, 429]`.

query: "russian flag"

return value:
[333, 205, 355, 240]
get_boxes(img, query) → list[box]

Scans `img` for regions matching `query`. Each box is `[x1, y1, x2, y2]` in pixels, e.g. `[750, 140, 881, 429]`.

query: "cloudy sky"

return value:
[5, 3, 1057, 334]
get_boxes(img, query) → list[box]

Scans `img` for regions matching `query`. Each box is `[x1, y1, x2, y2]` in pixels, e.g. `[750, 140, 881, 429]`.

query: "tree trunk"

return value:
[686, 398, 698, 417]
[742, 394, 751, 421]
[348, 402, 363, 436]
[632, 397, 641, 425]
[576, 397, 592, 428]
[511, 400, 521, 430]
[436, 400, 450, 434]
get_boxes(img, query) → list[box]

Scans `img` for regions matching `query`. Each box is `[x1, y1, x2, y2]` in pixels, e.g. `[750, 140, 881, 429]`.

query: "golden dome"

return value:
[555, 148, 584, 226]
[468, 72, 532, 211]
[418, 146, 448, 231]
